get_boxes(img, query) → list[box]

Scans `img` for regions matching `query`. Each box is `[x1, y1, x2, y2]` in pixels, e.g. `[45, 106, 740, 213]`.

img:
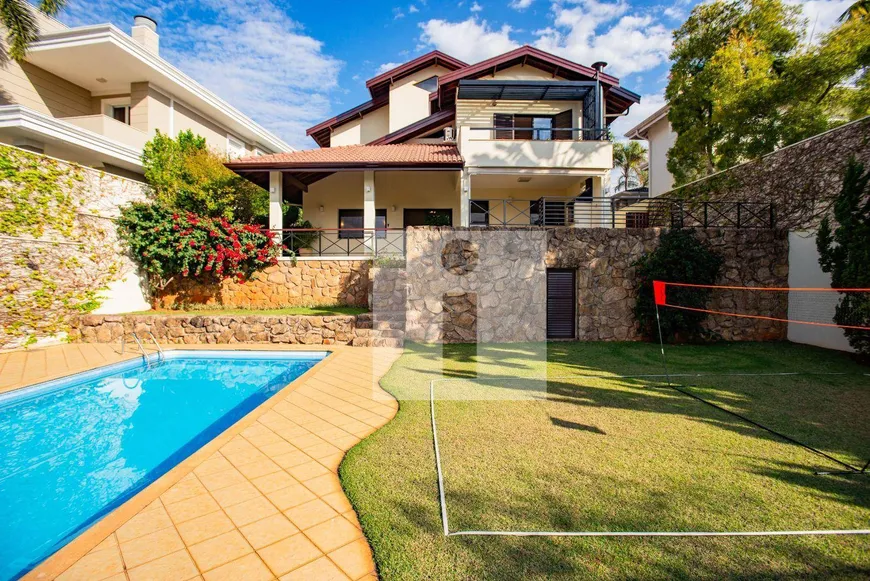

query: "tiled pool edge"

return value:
[22, 347, 335, 581]
[15, 345, 401, 581]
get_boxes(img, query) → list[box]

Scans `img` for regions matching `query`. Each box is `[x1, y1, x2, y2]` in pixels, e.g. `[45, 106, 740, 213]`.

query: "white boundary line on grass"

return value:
[429, 374, 870, 539]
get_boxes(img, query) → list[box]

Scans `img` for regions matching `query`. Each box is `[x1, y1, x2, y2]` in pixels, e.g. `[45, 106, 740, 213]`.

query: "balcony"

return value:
[459, 125, 612, 170]
[62, 115, 149, 151]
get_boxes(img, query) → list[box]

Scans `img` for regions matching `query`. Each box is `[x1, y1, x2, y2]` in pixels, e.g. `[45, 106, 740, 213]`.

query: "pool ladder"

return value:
[121, 331, 165, 366]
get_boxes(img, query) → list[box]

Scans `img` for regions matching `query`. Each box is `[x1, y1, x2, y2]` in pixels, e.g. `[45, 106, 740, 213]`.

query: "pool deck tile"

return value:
[7, 344, 400, 581]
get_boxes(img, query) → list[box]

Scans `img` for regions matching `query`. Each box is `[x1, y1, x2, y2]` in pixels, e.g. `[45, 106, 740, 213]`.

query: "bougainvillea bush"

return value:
[118, 202, 281, 289]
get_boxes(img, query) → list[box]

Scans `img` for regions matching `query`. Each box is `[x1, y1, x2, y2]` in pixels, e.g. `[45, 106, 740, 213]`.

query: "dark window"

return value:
[338, 209, 387, 238]
[493, 111, 573, 141]
[578, 177, 593, 200]
[553, 109, 573, 140]
[403, 208, 453, 227]
[625, 212, 650, 228]
[529, 200, 541, 225]
[415, 75, 439, 92]
[494, 113, 513, 140]
[547, 269, 576, 339]
[111, 106, 129, 124]
[470, 200, 489, 226]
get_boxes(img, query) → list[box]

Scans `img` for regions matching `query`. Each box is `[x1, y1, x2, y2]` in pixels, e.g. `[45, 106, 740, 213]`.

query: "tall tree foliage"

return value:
[816, 158, 870, 356]
[666, 0, 869, 185]
[142, 130, 269, 223]
[1, 0, 64, 61]
[613, 141, 649, 191]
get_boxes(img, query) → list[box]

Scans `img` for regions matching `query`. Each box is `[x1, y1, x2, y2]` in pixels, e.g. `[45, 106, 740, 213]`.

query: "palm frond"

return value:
[1, 0, 38, 61]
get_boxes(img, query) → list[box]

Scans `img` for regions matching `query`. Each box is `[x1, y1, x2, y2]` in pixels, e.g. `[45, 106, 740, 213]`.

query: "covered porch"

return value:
[226, 144, 615, 258]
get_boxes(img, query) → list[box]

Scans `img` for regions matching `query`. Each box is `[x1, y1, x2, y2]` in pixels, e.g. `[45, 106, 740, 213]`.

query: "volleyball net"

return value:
[652, 280, 870, 476]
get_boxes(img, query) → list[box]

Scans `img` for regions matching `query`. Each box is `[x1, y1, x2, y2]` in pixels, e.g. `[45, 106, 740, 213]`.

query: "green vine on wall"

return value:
[0, 145, 127, 347]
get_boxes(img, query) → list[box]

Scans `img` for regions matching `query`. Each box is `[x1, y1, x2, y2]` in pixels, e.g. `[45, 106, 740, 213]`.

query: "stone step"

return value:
[372, 337, 404, 348]
[373, 329, 404, 339]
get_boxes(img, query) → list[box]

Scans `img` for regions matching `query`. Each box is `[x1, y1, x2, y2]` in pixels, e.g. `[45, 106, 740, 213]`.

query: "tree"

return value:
[613, 141, 648, 191]
[816, 158, 870, 357]
[1, 0, 65, 61]
[633, 229, 724, 342]
[666, 0, 868, 185]
[839, 0, 869, 22]
[142, 130, 268, 223]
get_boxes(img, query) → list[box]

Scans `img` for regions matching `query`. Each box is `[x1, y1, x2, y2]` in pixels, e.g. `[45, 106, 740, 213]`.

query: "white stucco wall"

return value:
[331, 105, 390, 146]
[787, 231, 854, 352]
[388, 65, 451, 133]
[647, 116, 677, 197]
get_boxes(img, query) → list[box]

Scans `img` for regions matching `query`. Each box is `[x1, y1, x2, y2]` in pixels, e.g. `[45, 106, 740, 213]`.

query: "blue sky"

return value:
[57, 0, 849, 149]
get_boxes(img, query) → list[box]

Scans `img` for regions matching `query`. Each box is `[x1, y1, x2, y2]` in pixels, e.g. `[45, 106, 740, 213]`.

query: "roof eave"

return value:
[29, 24, 293, 153]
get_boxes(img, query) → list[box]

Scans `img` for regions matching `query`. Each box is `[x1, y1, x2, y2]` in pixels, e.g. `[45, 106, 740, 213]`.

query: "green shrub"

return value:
[282, 204, 317, 254]
[142, 130, 268, 222]
[816, 157, 870, 357]
[633, 229, 724, 342]
[117, 203, 281, 289]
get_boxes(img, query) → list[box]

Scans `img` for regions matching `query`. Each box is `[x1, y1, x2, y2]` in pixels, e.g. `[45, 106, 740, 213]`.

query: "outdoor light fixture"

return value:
[319, 205, 324, 212]
[96, 78, 108, 83]
[391, 205, 397, 212]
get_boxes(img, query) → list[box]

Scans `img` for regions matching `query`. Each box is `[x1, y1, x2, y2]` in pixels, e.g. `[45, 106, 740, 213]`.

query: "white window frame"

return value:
[227, 134, 246, 159]
[101, 97, 132, 125]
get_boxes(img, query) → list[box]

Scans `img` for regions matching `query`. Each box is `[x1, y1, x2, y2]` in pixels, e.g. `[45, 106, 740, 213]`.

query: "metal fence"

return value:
[275, 228, 405, 257]
[274, 200, 775, 257]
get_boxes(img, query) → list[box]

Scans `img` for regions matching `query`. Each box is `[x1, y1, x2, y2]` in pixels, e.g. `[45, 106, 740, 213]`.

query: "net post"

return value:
[653, 281, 672, 387]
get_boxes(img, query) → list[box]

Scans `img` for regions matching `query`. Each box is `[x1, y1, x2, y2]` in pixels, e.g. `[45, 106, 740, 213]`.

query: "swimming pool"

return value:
[0, 350, 326, 581]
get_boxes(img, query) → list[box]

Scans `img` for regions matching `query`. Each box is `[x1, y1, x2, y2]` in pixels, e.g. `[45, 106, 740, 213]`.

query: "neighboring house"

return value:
[0, 13, 291, 179]
[225, 46, 642, 255]
[624, 104, 676, 197]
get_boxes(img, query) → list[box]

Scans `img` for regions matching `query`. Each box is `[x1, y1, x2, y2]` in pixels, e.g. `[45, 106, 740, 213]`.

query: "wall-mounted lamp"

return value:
[319, 205, 324, 213]
[391, 205, 397, 212]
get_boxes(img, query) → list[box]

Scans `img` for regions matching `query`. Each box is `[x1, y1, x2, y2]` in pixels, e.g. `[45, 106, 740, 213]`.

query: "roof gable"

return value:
[366, 50, 467, 98]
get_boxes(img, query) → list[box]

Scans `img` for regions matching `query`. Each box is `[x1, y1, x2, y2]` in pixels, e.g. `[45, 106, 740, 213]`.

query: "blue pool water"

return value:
[0, 350, 326, 581]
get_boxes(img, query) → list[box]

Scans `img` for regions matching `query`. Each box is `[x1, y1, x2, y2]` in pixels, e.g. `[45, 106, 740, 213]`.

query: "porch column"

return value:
[459, 168, 471, 227]
[269, 171, 282, 243]
[363, 170, 376, 252]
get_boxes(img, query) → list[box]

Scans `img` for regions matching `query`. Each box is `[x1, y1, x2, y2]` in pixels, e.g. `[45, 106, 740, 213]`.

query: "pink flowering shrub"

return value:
[118, 203, 281, 289]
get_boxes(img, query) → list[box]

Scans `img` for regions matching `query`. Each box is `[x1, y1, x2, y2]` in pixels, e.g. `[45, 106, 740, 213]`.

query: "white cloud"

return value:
[409, 4, 420, 13]
[61, 0, 342, 149]
[377, 62, 402, 74]
[394, 7, 406, 19]
[470, 1, 484, 11]
[610, 91, 666, 141]
[533, 0, 673, 77]
[418, 18, 519, 62]
[510, 0, 535, 9]
[787, 0, 851, 42]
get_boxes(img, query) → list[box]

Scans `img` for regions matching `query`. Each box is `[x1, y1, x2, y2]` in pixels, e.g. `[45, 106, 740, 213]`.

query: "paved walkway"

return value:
[1, 344, 401, 581]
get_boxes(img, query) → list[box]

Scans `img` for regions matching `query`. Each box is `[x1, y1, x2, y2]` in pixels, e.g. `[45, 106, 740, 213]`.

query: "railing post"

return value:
[703, 202, 708, 228]
[737, 203, 742, 229]
[610, 199, 616, 229]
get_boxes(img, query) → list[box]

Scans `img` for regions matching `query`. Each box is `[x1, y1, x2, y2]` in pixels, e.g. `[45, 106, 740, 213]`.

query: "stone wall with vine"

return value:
[0, 145, 149, 349]
[662, 117, 870, 230]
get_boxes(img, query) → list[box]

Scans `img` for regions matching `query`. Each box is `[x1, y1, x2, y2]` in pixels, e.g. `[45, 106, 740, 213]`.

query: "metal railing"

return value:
[468, 126, 610, 141]
[470, 197, 776, 229]
[650, 200, 776, 229]
[275, 228, 406, 257]
[272, 201, 775, 257]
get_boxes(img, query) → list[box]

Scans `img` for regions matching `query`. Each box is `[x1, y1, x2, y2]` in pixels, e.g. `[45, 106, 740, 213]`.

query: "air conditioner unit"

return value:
[443, 127, 455, 141]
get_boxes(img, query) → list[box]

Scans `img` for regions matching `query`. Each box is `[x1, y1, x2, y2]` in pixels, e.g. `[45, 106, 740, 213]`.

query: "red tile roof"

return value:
[225, 144, 464, 170]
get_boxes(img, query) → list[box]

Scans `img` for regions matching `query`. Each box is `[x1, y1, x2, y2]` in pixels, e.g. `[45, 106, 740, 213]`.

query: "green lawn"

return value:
[340, 342, 870, 580]
[132, 306, 368, 316]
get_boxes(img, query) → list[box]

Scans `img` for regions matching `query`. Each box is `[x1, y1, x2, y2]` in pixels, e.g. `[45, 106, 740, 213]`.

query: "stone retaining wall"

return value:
[404, 226, 789, 343]
[73, 313, 377, 346]
[663, 117, 870, 230]
[152, 260, 370, 309]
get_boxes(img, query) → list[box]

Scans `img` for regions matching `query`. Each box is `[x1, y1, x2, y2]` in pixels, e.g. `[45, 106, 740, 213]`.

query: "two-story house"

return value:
[624, 104, 676, 197]
[0, 13, 291, 179]
[225, 46, 640, 255]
